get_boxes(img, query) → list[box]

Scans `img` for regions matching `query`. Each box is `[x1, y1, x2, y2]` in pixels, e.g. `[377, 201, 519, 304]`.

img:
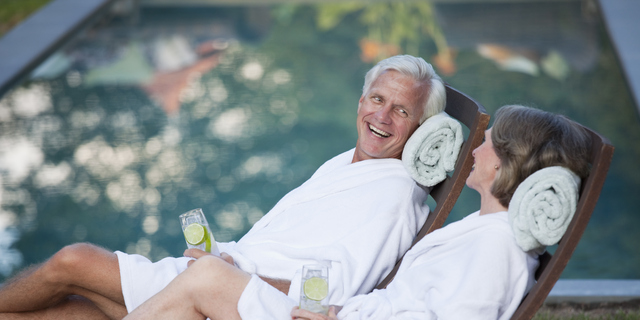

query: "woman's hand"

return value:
[291, 306, 339, 320]
[184, 249, 235, 267]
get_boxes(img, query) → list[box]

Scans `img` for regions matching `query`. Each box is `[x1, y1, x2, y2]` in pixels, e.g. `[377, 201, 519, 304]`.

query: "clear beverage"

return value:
[179, 208, 220, 255]
[299, 264, 329, 315]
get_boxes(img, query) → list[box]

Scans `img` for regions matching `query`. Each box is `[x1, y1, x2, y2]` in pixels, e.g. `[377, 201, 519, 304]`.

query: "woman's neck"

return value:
[479, 195, 508, 216]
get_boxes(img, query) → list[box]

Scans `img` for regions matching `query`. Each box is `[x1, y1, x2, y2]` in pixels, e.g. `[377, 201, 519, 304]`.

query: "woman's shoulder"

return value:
[462, 212, 519, 246]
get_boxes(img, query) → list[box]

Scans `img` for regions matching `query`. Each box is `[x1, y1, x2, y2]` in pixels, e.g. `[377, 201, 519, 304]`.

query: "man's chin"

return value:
[354, 142, 402, 160]
[363, 151, 400, 161]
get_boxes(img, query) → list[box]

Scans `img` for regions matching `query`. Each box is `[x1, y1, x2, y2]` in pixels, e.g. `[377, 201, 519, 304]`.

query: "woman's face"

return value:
[466, 128, 502, 194]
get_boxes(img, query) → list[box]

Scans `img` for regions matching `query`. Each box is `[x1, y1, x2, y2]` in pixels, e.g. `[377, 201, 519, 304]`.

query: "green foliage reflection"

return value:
[314, 2, 453, 73]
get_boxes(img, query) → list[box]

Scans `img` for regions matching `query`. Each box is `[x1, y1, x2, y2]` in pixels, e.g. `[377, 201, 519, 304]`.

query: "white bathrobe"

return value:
[117, 148, 430, 312]
[338, 211, 540, 320]
[236, 211, 538, 319]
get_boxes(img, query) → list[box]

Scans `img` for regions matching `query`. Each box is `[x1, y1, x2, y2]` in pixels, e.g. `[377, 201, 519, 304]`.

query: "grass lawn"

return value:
[534, 300, 640, 320]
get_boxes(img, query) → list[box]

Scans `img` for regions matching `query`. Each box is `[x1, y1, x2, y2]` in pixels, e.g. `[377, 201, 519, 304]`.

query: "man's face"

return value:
[352, 70, 427, 163]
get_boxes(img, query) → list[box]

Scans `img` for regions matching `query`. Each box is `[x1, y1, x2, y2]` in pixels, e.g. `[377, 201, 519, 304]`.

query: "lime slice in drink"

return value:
[184, 223, 207, 246]
[204, 232, 212, 252]
[303, 277, 328, 301]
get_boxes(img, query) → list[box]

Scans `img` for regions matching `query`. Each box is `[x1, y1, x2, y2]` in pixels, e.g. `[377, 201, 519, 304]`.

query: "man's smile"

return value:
[368, 124, 391, 138]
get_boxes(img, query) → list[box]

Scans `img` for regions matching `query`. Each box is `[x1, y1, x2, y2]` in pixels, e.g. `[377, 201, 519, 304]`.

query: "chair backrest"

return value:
[375, 84, 490, 289]
[510, 126, 615, 320]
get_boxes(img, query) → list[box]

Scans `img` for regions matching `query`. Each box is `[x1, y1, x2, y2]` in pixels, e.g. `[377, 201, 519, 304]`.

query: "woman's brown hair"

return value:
[490, 105, 591, 208]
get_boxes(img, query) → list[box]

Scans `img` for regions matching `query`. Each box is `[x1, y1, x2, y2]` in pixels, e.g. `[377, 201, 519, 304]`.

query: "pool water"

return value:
[0, 1, 638, 282]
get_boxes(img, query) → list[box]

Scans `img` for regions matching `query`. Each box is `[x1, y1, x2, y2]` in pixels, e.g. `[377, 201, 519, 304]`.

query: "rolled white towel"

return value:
[402, 112, 463, 187]
[508, 166, 581, 252]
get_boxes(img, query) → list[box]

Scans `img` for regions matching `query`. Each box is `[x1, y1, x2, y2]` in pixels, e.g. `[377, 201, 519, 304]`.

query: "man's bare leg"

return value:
[125, 255, 251, 320]
[0, 296, 110, 320]
[0, 243, 127, 319]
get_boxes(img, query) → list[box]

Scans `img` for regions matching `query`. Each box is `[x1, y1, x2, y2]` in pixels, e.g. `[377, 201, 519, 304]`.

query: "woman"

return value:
[125, 105, 591, 320]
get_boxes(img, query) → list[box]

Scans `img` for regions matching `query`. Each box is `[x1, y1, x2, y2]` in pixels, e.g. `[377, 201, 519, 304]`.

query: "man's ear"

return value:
[357, 95, 364, 112]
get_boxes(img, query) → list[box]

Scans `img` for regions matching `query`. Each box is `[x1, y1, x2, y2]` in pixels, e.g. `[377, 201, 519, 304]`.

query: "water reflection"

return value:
[0, 4, 319, 279]
[0, 1, 638, 282]
[436, 1, 598, 79]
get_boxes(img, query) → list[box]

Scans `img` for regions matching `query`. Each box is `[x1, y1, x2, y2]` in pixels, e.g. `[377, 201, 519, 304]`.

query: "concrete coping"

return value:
[546, 279, 640, 303]
[0, 0, 116, 97]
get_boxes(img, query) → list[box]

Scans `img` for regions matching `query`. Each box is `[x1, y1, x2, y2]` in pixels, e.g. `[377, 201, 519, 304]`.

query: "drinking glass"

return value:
[179, 208, 219, 255]
[299, 264, 329, 314]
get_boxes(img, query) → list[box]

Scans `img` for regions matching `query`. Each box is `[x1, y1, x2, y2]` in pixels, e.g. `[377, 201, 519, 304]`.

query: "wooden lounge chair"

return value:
[511, 126, 615, 320]
[376, 84, 490, 289]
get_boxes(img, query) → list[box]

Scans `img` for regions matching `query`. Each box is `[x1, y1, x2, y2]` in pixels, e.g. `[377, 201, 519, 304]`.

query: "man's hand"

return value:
[290, 306, 339, 320]
[184, 249, 235, 267]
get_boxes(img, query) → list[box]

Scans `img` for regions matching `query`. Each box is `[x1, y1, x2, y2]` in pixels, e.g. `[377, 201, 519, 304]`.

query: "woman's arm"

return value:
[259, 277, 291, 294]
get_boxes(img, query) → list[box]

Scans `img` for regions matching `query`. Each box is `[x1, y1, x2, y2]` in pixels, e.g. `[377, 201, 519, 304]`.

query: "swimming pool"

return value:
[0, 0, 638, 282]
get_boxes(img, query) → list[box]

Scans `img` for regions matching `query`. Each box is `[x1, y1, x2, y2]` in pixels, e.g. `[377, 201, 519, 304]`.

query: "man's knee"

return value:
[45, 243, 111, 284]
[189, 255, 224, 274]
[181, 255, 249, 303]
[187, 256, 236, 284]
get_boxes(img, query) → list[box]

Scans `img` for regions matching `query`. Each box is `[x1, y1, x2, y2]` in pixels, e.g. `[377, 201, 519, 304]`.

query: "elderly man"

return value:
[0, 55, 445, 319]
